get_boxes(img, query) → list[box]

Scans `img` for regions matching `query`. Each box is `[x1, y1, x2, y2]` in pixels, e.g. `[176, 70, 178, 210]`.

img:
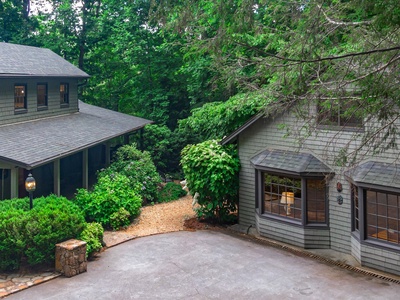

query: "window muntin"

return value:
[317, 100, 362, 127]
[60, 83, 69, 105]
[366, 190, 400, 245]
[14, 84, 27, 109]
[37, 83, 48, 107]
[351, 184, 359, 232]
[307, 179, 326, 223]
[264, 174, 301, 220]
[262, 173, 326, 224]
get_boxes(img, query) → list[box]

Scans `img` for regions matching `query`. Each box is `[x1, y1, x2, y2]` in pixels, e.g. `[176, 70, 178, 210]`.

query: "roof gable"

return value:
[0, 43, 89, 78]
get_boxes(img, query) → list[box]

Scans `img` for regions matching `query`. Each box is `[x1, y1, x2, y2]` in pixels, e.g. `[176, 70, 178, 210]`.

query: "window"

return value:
[352, 186, 400, 247]
[351, 184, 359, 232]
[14, 84, 27, 110]
[60, 83, 69, 105]
[37, 83, 48, 107]
[317, 99, 362, 127]
[261, 172, 327, 224]
[366, 190, 399, 245]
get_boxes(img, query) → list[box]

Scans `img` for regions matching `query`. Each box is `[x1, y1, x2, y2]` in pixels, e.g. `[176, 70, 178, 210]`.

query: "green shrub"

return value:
[78, 222, 104, 258]
[75, 173, 142, 228]
[109, 207, 131, 230]
[157, 182, 187, 203]
[181, 139, 240, 223]
[100, 144, 161, 202]
[0, 209, 27, 271]
[24, 195, 86, 266]
[0, 195, 86, 271]
[0, 197, 30, 212]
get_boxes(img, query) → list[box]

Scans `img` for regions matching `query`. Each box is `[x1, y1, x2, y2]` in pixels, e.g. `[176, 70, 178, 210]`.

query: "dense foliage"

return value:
[1, 0, 399, 169]
[157, 182, 187, 203]
[78, 222, 104, 257]
[181, 140, 240, 223]
[74, 173, 142, 228]
[100, 144, 161, 202]
[0, 195, 86, 271]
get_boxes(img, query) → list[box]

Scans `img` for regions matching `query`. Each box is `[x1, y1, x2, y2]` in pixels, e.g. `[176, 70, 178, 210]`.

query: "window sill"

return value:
[14, 108, 27, 115]
[259, 211, 303, 227]
[362, 238, 400, 253]
[60, 103, 69, 108]
[37, 106, 48, 111]
[258, 211, 329, 229]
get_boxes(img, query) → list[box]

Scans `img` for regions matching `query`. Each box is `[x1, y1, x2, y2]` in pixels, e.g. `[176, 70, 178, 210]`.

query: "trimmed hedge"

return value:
[0, 195, 86, 271]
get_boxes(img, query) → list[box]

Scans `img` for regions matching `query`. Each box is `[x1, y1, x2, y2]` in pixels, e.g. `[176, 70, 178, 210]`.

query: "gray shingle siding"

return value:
[235, 106, 400, 276]
[0, 78, 79, 126]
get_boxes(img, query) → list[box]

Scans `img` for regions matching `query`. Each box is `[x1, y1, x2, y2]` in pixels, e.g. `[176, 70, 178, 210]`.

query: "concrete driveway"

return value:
[5, 230, 400, 299]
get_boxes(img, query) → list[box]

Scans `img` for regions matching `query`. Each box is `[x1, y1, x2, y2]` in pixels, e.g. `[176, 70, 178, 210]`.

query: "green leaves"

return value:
[181, 139, 240, 223]
[74, 173, 142, 228]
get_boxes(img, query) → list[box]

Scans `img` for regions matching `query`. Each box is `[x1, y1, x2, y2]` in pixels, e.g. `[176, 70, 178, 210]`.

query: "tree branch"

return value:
[316, 4, 372, 26]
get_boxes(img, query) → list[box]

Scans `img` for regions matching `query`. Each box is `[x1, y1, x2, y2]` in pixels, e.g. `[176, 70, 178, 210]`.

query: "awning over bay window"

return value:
[251, 149, 333, 176]
[346, 161, 400, 191]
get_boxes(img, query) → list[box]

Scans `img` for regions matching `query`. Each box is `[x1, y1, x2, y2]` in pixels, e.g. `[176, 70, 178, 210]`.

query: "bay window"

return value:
[349, 161, 400, 248]
[260, 172, 327, 225]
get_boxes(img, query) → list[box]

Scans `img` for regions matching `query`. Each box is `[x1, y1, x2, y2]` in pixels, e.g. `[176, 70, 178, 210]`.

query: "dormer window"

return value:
[37, 83, 48, 108]
[14, 84, 27, 112]
[60, 83, 69, 106]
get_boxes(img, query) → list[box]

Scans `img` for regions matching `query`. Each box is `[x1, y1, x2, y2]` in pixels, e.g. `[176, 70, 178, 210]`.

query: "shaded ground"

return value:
[103, 194, 206, 246]
[6, 230, 400, 300]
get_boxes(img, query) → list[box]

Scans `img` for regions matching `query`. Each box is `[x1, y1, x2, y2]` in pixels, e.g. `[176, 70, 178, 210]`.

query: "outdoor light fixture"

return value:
[280, 192, 294, 215]
[25, 173, 36, 210]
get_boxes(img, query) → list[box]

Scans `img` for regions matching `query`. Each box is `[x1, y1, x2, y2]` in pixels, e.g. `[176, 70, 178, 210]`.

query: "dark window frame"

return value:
[352, 185, 400, 249]
[37, 83, 48, 109]
[317, 99, 363, 129]
[14, 84, 27, 112]
[60, 83, 69, 106]
[257, 170, 328, 227]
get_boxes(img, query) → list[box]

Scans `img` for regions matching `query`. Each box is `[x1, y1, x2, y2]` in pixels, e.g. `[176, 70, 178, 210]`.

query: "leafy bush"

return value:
[181, 139, 240, 223]
[24, 195, 86, 266]
[0, 195, 86, 270]
[157, 182, 187, 203]
[78, 222, 104, 258]
[109, 207, 131, 230]
[178, 92, 265, 141]
[0, 209, 27, 271]
[0, 197, 30, 212]
[100, 144, 161, 203]
[75, 173, 142, 228]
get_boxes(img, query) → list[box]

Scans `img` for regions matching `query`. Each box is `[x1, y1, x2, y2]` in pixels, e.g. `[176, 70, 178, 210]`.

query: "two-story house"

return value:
[0, 42, 152, 200]
[222, 101, 400, 276]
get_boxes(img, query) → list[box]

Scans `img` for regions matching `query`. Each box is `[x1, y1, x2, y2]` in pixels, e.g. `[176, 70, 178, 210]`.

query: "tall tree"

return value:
[153, 0, 400, 163]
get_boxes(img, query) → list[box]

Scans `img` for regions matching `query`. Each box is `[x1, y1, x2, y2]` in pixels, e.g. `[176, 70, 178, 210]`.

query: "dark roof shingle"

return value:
[0, 43, 89, 78]
[251, 149, 333, 175]
[0, 101, 152, 168]
[346, 161, 400, 190]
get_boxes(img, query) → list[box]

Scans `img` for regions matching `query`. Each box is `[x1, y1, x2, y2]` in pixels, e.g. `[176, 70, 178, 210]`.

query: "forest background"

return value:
[1, 0, 399, 176]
